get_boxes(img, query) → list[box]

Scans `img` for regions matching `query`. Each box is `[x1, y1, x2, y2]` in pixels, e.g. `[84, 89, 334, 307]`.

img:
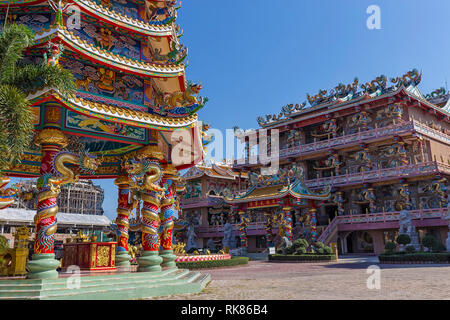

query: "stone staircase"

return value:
[0, 268, 210, 300]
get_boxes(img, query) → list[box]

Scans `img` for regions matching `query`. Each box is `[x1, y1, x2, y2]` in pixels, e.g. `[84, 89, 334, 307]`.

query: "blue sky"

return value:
[15, 0, 450, 221]
[180, 0, 450, 135]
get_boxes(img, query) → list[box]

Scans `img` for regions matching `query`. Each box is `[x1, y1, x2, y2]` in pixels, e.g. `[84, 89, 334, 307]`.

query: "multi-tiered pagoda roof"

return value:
[0, 0, 207, 178]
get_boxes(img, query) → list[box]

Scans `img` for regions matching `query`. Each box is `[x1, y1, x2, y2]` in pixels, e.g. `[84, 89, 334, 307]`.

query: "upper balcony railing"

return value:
[412, 121, 450, 145]
[305, 161, 450, 189]
[195, 207, 448, 237]
[234, 120, 450, 167]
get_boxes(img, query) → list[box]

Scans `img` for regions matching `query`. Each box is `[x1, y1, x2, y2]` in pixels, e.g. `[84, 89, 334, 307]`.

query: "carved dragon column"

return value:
[114, 174, 135, 269]
[368, 188, 376, 214]
[159, 163, 179, 269]
[309, 206, 318, 243]
[336, 191, 345, 216]
[27, 128, 68, 280]
[238, 209, 249, 252]
[283, 206, 293, 243]
[264, 212, 274, 248]
[137, 145, 165, 273]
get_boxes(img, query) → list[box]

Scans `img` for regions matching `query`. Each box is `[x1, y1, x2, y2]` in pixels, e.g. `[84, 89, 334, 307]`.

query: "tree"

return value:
[0, 23, 75, 173]
[396, 234, 411, 246]
[422, 234, 437, 252]
[293, 238, 308, 249]
[313, 241, 325, 249]
[384, 241, 396, 254]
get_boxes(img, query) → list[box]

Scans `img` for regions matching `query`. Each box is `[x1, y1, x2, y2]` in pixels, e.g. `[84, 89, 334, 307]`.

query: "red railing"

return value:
[318, 207, 449, 244]
[234, 120, 450, 167]
[412, 120, 450, 144]
[305, 161, 450, 189]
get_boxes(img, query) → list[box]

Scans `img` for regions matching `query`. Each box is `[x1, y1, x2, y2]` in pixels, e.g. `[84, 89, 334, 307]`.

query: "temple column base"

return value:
[137, 251, 162, 273]
[160, 250, 177, 269]
[115, 250, 132, 268]
[26, 254, 60, 280]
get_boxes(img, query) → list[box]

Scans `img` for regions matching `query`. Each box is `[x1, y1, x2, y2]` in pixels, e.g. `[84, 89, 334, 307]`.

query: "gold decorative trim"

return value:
[33, 128, 69, 148]
[137, 145, 164, 161]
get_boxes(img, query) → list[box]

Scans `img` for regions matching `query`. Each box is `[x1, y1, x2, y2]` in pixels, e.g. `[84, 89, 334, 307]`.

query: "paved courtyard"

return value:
[150, 256, 450, 300]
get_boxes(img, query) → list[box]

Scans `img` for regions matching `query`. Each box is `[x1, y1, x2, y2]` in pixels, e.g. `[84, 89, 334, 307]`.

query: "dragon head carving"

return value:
[80, 153, 101, 174]
[123, 159, 147, 177]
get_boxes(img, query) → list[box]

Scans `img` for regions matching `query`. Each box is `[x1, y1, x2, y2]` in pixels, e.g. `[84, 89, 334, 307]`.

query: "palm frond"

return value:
[0, 24, 34, 85]
[12, 62, 76, 97]
[0, 84, 33, 172]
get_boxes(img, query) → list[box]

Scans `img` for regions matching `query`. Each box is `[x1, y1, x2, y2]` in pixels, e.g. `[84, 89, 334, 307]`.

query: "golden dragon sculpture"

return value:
[34, 152, 101, 254]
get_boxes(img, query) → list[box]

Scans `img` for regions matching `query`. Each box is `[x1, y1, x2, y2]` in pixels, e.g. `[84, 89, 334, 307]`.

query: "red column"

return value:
[160, 180, 175, 250]
[140, 174, 163, 252]
[309, 207, 318, 243]
[114, 175, 134, 252]
[33, 129, 68, 254]
[136, 144, 165, 272]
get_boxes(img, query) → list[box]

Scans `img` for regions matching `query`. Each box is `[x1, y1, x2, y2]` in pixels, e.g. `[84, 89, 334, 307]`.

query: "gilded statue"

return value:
[75, 77, 92, 91]
[173, 242, 186, 256]
[97, 28, 113, 50]
[164, 82, 203, 108]
[34, 151, 100, 253]
[97, 67, 115, 92]
[44, 152, 101, 194]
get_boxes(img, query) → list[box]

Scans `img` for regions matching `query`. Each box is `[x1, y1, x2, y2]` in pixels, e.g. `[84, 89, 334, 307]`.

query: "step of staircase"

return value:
[0, 269, 210, 300]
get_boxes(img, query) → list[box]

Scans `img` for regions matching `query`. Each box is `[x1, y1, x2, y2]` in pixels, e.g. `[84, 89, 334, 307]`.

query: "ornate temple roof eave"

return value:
[287, 190, 330, 201]
[405, 90, 450, 119]
[33, 26, 185, 78]
[223, 176, 331, 205]
[0, 0, 175, 37]
[182, 174, 204, 180]
[182, 165, 239, 181]
[28, 88, 199, 130]
[0, 0, 45, 7]
[74, 0, 175, 37]
[260, 86, 449, 130]
[260, 88, 402, 130]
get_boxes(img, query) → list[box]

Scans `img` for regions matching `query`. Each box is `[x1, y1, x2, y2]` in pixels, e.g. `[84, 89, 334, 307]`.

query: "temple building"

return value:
[178, 161, 248, 250]
[0, 0, 207, 279]
[230, 70, 450, 254]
